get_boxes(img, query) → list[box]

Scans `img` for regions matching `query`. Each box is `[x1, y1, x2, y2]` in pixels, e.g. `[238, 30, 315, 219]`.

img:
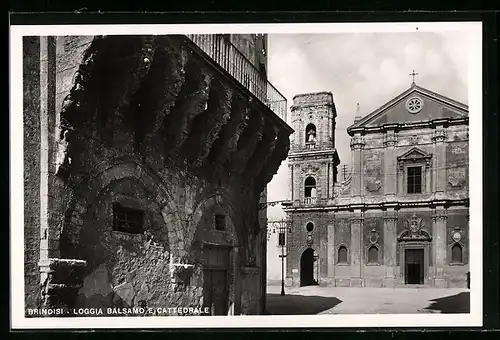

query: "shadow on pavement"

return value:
[424, 292, 470, 313]
[266, 293, 342, 315]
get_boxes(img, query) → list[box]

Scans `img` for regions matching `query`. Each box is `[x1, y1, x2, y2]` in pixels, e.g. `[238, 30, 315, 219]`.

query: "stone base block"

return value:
[434, 278, 448, 288]
[349, 277, 365, 287]
[39, 258, 87, 310]
[382, 277, 397, 288]
[335, 278, 350, 287]
[364, 278, 383, 288]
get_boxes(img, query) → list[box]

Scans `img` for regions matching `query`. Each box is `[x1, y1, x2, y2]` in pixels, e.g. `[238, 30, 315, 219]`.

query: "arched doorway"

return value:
[300, 248, 317, 287]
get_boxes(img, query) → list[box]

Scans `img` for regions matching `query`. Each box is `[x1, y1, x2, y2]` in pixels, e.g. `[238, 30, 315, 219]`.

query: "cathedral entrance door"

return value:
[405, 248, 424, 284]
[300, 248, 315, 287]
[203, 245, 230, 315]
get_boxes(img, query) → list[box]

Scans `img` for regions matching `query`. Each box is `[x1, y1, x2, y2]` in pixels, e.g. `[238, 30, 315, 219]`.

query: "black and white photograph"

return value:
[10, 21, 483, 329]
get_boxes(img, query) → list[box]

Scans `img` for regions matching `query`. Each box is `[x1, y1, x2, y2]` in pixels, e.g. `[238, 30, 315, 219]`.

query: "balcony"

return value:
[303, 197, 317, 205]
[186, 34, 287, 123]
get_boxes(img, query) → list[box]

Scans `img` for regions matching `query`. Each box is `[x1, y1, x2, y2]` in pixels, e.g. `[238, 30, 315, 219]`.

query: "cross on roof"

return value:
[409, 70, 419, 85]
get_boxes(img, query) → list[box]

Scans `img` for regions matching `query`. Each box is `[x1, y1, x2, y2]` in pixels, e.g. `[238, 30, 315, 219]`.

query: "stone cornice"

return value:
[283, 198, 469, 213]
[288, 148, 339, 160]
[347, 117, 469, 137]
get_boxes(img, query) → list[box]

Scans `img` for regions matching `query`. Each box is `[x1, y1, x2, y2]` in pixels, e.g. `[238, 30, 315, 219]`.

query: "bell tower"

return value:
[287, 92, 341, 203]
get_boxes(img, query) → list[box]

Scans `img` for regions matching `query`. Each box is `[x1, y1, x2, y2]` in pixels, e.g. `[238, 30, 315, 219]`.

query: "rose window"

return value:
[406, 97, 423, 114]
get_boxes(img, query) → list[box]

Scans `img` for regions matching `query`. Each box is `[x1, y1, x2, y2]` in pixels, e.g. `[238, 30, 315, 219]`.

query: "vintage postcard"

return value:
[10, 21, 483, 329]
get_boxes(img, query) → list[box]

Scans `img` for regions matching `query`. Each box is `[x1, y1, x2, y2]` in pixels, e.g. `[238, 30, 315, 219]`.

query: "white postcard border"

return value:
[10, 21, 483, 329]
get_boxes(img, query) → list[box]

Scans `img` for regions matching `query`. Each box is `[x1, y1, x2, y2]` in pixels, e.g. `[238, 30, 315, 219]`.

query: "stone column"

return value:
[383, 127, 397, 198]
[432, 123, 447, 197]
[382, 209, 398, 287]
[350, 133, 365, 197]
[433, 207, 448, 287]
[289, 164, 294, 201]
[349, 210, 364, 287]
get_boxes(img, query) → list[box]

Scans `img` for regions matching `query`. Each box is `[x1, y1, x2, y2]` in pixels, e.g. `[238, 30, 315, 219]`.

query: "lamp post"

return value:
[261, 200, 293, 297]
[268, 217, 292, 296]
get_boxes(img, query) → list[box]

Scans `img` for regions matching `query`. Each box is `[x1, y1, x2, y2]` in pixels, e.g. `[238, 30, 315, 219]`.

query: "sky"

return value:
[265, 31, 470, 220]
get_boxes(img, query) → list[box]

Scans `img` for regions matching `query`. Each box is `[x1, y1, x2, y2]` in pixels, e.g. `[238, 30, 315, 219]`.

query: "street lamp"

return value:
[269, 218, 292, 296]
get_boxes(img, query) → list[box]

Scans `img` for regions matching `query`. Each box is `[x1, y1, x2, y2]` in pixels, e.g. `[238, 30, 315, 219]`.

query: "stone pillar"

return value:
[432, 123, 447, 197]
[39, 36, 53, 263]
[383, 127, 397, 198]
[432, 207, 448, 287]
[350, 133, 365, 197]
[328, 161, 335, 198]
[233, 246, 242, 315]
[289, 164, 294, 201]
[327, 221, 335, 278]
[39, 259, 87, 311]
[383, 209, 398, 287]
[349, 210, 364, 287]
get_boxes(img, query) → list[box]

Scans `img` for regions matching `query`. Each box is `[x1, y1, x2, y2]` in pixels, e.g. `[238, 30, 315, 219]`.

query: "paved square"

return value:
[266, 285, 470, 315]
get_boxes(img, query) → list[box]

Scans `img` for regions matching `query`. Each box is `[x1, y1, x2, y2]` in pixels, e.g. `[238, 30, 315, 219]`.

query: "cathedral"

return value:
[283, 80, 469, 288]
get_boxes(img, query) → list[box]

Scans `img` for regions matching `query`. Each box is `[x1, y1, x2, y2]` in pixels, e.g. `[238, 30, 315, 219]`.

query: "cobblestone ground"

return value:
[266, 285, 470, 315]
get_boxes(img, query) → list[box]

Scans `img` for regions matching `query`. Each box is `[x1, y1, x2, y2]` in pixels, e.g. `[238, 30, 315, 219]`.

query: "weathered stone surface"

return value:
[26, 34, 292, 314]
[282, 86, 469, 288]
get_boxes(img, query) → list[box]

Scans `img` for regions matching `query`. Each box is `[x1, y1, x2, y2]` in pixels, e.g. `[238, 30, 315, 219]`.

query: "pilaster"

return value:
[383, 127, 398, 198]
[350, 133, 365, 197]
[382, 209, 398, 287]
[432, 207, 448, 287]
[432, 124, 447, 196]
[349, 210, 364, 287]
[327, 222, 335, 277]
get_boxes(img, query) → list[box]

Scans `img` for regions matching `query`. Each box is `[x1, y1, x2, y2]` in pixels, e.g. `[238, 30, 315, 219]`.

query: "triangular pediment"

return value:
[397, 147, 432, 162]
[348, 84, 468, 133]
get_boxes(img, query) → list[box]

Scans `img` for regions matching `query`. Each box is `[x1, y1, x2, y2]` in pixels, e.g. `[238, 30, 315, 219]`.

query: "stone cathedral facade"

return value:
[284, 83, 469, 288]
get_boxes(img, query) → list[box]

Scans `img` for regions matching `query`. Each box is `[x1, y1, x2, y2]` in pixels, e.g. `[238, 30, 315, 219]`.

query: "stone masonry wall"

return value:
[23, 36, 42, 309]
[31, 35, 283, 314]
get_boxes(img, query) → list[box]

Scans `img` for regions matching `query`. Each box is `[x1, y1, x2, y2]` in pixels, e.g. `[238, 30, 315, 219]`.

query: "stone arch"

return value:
[298, 245, 319, 287]
[60, 158, 184, 259]
[305, 123, 317, 143]
[186, 187, 242, 315]
[367, 244, 380, 265]
[185, 188, 240, 251]
[304, 176, 317, 198]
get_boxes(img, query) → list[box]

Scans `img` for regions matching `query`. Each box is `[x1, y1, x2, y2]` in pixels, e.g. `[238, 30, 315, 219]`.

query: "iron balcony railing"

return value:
[186, 34, 288, 123]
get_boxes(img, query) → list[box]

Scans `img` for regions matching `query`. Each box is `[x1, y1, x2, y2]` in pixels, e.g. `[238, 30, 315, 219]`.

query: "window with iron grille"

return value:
[112, 203, 144, 234]
[407, 166, 422, 194]
[214, 214, 226, 231]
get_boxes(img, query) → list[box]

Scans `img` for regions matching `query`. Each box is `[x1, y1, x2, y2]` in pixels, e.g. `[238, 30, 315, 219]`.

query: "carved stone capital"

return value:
[383, 215, 398, 223]
[350, 135, 365, 149]
[432, 210, 448, 222]
[350, 217, 364, 224]
[432, 128, 447, 142]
